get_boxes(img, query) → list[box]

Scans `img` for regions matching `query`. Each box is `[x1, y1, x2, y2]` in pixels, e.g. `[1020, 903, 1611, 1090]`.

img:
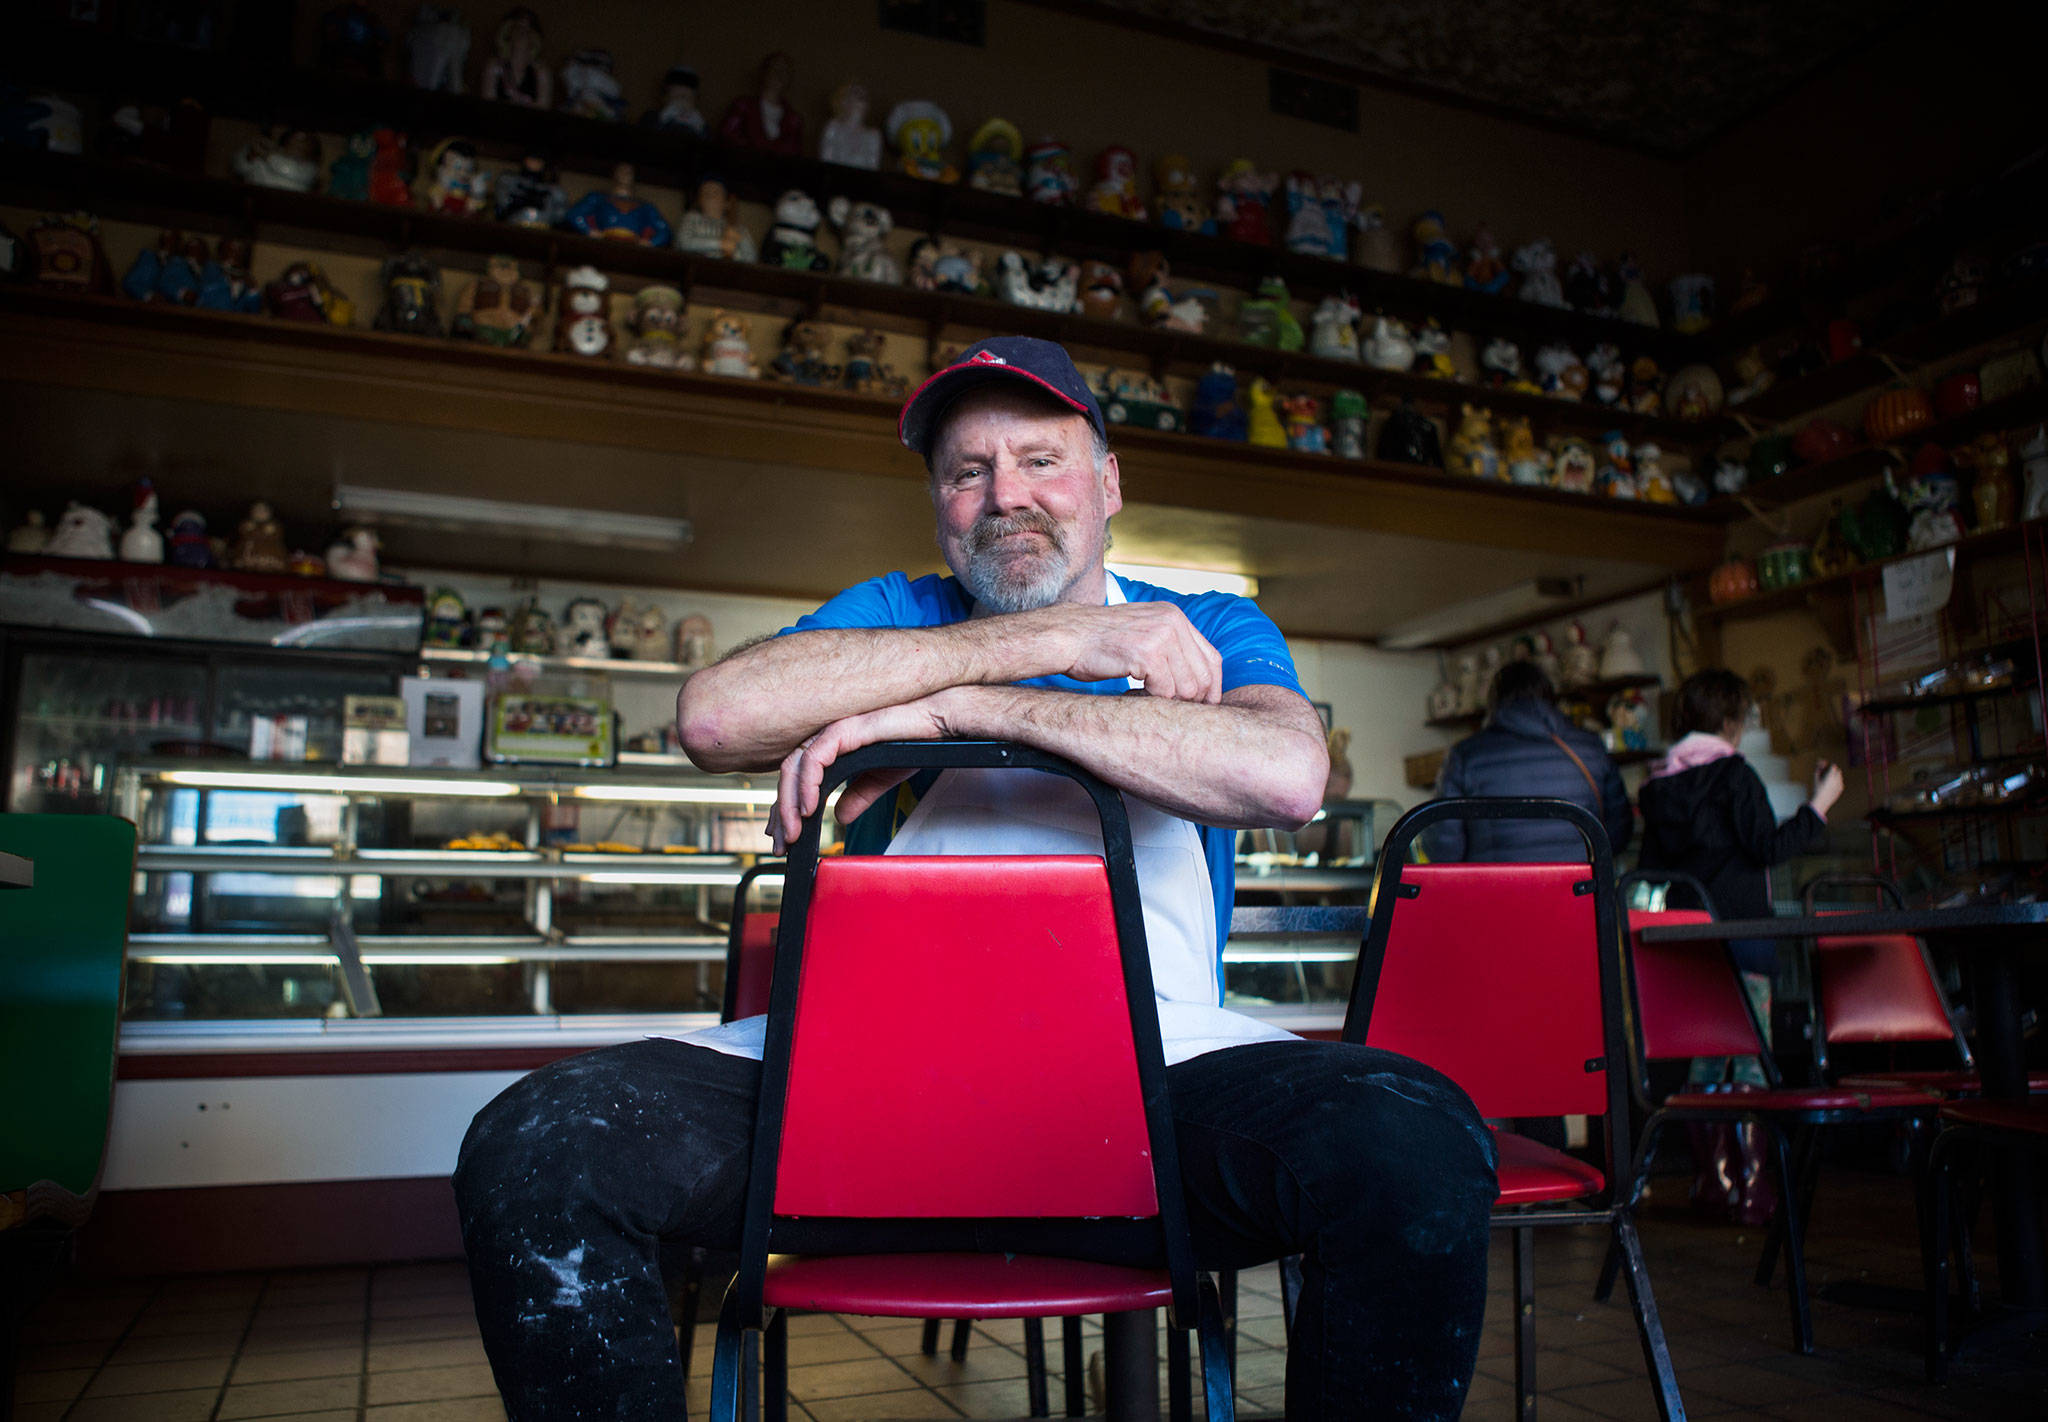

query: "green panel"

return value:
[0, 814, 136, 1199]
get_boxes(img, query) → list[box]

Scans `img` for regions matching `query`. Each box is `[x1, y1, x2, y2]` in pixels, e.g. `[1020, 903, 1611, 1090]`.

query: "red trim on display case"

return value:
[117, 1046, 591, 1079]
[75, 1177, 463, 1275]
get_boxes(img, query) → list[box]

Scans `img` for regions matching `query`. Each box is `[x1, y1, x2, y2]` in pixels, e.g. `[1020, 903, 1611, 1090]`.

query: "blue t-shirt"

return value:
[778, 570, 1307, 951]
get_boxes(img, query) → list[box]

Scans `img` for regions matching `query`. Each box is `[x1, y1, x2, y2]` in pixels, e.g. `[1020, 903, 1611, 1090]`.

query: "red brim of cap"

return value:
[898, 361, 1093, 454]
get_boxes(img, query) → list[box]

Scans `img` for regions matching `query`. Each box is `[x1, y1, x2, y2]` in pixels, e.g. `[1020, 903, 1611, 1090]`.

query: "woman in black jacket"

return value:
[1426, 660, 1633, 862]
[1636, 668, 1842, 1220]
[1636, 668, 1843, 969]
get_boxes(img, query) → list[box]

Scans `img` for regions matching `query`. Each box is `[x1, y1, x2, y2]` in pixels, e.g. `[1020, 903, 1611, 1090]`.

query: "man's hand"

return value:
[770, 691, 958, 853]
[1021, 602, 1223, 703]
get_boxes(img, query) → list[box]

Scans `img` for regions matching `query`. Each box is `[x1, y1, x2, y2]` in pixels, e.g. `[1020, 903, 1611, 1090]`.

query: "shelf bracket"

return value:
[328, 903, 384, 1019]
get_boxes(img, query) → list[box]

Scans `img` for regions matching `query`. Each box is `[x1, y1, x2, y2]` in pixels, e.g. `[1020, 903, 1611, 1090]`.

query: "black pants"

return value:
[454, 1037, 1497, 1421]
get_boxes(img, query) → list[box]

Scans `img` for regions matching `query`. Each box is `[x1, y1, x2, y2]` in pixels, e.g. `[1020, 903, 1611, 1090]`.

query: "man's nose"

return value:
[983, 458, 1033, 510]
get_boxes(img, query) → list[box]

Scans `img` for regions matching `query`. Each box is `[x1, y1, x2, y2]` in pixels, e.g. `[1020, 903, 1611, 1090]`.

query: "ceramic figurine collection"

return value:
[7, 482, 385, 585]
[421, 587, 714, 667]
[18, 16, 2048, 533]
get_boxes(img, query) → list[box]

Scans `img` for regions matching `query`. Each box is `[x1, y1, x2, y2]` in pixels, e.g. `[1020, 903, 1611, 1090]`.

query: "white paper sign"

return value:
[1882, 549, 1955, 623]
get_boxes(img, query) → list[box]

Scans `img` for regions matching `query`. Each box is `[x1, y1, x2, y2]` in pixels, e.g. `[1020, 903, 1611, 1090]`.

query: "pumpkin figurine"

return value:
[1864, 385, 1935, 445]
[1708, 557, 1758, 604]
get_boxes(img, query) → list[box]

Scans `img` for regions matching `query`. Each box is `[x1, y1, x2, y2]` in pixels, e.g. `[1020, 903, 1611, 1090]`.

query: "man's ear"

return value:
[1100, 450, 1123, 517]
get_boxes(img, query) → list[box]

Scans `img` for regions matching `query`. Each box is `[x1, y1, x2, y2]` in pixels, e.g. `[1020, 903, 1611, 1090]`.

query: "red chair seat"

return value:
[1661, 1085, 1939, 1113]
[1493, 1130, 1607, 1206]
[1936, 1099, 2048, 1135]
[763, 1252, 1173, 1317]
[1839, 1069, 2048, 1095]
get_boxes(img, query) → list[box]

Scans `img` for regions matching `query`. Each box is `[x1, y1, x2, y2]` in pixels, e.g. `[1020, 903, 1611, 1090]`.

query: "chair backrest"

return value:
[721, 860, 783, 1022]
[773, 854, 1156, 1218]
[1346, 797, 1630, 1198]
[1624, 908, 1779, 1090]
[1798, 874, 1970, 1072]
[734, 741, 1194, 1326]
[1811, 928, 1971, 1068]
[0, 814, 138, 1218]
[1355, 861, 1609, 1118]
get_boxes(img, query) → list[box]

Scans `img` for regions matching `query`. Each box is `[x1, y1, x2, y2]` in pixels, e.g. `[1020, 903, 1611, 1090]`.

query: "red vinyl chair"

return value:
[1802, 875, 2048, 1096]
[1344, 798, 1684, 1422]
[707, 857, 1079, 1414]
[1597, 877, 1943, 1355]
[709, 741, 1233, 1422]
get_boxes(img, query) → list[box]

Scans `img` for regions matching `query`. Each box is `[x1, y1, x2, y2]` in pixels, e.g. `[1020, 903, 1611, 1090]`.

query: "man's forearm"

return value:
[679, 620, 1067, 771]
[938, 683, 1328, 830]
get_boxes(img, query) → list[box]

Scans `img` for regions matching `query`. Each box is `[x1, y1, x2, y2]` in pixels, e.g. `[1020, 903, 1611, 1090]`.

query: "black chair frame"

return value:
[708, 741, 1232, 1422]
[1347, 797, 1683, 1422]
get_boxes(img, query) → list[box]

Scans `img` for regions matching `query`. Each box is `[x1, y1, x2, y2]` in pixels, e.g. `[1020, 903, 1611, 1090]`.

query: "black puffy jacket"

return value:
[1424, 699, 1634, 862]
[1636, 754, 1827, 921]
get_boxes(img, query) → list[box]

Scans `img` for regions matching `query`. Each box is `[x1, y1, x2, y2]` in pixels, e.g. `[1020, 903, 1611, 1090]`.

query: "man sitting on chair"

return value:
[455, 336, 1498, 1420]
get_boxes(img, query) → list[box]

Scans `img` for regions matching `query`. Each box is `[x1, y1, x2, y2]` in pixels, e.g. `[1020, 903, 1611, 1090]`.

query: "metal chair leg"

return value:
[1101, 1310, 1159, 1421]
[1923, 1128, 1962, 1383]
[1597, 1119, 1664, 1304]
[1061, 1316, 1086, 1417]
[1024, 1317, 1050, 1418]
[1613, 1212, 1686, 1421]
[920, 1318, 941, 1356]
[949, 1317, 973, 1362]
[1219, 1267, 1239, 1382]
[1758, 1121, 1814, 1355]
[1514, 1225, 1537, 1422]
[1167, 1317, 1191, 1422]
[763, 1308, 788, 1422]
[709, 1279, 748, 1422]
[1197, 1273, 1237, 1422]
[1757, 1123, 1820, 1290]
[1278, 1254, 1303, 1336]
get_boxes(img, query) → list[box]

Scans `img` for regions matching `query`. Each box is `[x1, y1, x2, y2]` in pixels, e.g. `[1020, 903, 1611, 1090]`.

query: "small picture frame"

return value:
[1313, 700, 1335, 733]
[401, 676, 485, 769]
[486, 693, 615, 767]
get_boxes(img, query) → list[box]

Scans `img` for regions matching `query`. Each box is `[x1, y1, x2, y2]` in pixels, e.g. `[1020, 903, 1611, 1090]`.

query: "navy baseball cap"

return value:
[898, 336, 1108, 455]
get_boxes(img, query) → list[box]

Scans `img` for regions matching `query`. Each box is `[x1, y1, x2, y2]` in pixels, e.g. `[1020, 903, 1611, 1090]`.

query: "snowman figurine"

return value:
[119, 480, 164, 563]
[1560, 621, 1600, 688]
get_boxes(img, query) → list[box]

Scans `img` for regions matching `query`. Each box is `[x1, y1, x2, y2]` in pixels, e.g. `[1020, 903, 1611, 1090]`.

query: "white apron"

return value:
[678, 576, 1298, 1066]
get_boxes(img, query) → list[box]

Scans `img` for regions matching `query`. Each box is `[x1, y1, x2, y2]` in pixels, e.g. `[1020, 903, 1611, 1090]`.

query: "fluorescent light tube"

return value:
[1377, 577, 1583, 651]
[157, 770, 521, 797]
[1108, 563, 1258, 597]
[581, 870, 744, 886]
[572, 785, 778, 805]
[333, 485, 693, 551]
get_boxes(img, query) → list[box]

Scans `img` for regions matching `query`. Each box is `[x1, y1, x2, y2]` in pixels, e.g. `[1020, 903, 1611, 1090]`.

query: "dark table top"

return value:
[1637, 902, 2048, 945]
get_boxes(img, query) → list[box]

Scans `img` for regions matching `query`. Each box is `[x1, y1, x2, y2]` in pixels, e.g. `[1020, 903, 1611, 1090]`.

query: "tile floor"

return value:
[13, 1168, 2046, 1420]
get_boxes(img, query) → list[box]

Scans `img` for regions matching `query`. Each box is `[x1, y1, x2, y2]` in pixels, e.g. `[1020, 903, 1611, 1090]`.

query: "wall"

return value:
[1681, 7, 2048, 277]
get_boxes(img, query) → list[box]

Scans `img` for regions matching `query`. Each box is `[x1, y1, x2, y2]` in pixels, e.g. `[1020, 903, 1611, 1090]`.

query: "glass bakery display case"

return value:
[3, 621, 1372, 1043]
[113, 759, 779, 1025]
[2, 631, 408, 815]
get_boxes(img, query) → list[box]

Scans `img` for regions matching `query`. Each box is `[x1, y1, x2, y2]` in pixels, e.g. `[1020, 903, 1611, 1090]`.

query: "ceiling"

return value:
[1067, 0, 1924, 156]
[2, 384, 1667, 644]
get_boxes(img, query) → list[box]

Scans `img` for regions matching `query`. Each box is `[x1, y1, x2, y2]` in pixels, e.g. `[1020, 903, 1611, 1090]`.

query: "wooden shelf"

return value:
[1424, 711, 1484, 731]
[0, 286, 1731, 569]
[1723, 277, 2048, 427]
[1696, 519, 2041, 623]
[1702, 385, 2048, 517]
[1561, 673, 1662, 701]
[0, 149, 1717, 447]
[12, 30, 1695, 366]
[1697, 155, 2048, 362]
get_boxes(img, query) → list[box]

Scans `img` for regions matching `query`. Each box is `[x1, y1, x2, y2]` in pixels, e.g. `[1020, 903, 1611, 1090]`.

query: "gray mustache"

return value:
[966, 510, 1062, 556]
